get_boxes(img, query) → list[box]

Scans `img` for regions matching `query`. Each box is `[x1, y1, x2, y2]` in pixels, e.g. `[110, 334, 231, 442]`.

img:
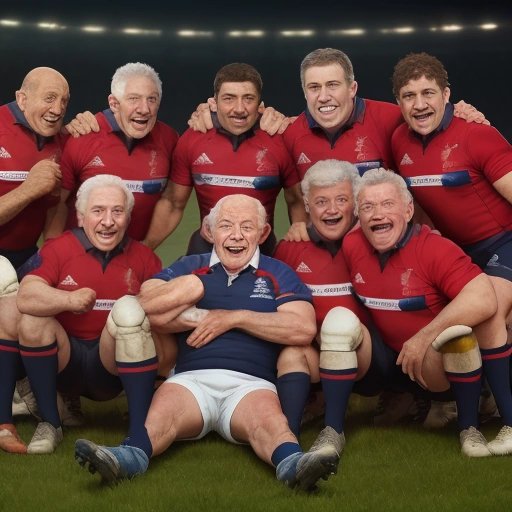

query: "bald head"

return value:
[16, 67, 70, 137]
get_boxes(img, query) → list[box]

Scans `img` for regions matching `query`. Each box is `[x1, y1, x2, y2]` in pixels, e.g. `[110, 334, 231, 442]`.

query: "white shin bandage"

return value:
[320, 307, 363, 370]
[107, 295, 156, 363]
[432, 325, 481, 373]
[0, 256, 19, 297]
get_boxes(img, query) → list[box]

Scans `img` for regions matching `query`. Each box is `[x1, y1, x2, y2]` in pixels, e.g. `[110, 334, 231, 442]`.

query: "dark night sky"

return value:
[1, 1, 511, 137]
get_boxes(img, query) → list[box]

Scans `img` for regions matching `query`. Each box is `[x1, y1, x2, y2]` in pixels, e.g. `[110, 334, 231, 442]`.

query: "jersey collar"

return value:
[307, 224, 343, 257]
[8, 101, 55, 150]
[412, 102, 454, 148]
[305, 96, 365, 146]
[72, 227, 128, 270]
[209, 246, 261, 286]
[376, 222, 418, 270]
[103, 108, 141, 154]
[212, 111, 257, 151]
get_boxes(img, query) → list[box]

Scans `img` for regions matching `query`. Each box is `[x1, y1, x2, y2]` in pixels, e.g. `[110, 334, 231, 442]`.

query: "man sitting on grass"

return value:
[75, 194, 338, 492]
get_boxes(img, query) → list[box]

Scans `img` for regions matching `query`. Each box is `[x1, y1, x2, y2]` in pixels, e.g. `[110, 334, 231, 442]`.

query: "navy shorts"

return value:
[57, 336, 123, 401]
[353, 328, 453, 401]
[0, 246, 38, 277]
[464, 232, 512, 281]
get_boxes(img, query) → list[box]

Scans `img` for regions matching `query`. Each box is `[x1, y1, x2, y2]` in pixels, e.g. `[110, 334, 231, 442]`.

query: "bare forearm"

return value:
[143, 199, 185, 249]
[17, 280, 74, 316]
[0, 186, 40, 225]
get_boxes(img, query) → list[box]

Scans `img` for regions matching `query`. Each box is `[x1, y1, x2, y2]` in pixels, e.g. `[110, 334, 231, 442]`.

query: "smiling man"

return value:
[343, 168, 512, 456]
[75, 194, 338, 492]
[142, 62, 305, 255]
[12, 174, 165, 454]
[46, 62, 179, 245]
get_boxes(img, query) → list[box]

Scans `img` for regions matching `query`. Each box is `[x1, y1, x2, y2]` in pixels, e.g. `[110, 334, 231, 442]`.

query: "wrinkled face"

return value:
[357, 182, 413, 253]
[215, 81, 260, 135]
[397, 75, 450, 136]
[78, 186, 129, 252]
[209, 198, 270, 274]
[303, 63, 357, 134]
[306, 181, 355, 242]
[109, 76, 160, 139]
[17, 71, 69, 137]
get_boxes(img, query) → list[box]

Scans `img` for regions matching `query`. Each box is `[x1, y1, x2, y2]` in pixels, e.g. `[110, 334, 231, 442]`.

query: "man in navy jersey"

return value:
[75, 194, 339, 492]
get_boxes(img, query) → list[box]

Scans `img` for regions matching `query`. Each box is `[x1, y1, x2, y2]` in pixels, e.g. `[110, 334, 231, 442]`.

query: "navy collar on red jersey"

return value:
[307, 224, 343, 257]
[304, 96, 365, 146]
[376, 222, 419, 270]
[412, 102, 454, 148]
[72, 227, 128, 270]
[103, 108, 141, 154]
[8, 101, 55, 151]
[211, 111, 258, 151]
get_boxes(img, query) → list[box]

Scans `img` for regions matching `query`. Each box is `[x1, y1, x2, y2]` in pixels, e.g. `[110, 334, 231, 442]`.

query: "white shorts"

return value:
[165, 369, 276, 443]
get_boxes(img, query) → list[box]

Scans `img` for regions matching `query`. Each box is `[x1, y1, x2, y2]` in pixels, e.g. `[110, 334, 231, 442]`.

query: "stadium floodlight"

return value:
[0, 19, 20, 27]
[381, 26, 415, 34]
[280, 30, 315, 37]
[227, 30, 265, 37]
[122, 28, 162, 36]
[82, 25, 106, 33]
[38, 22, 65, 30]
[440, 24, 463, 32]
[328, 28, 365, 36]
[177, 30, 214, 37]
[480, 23, 498, 30]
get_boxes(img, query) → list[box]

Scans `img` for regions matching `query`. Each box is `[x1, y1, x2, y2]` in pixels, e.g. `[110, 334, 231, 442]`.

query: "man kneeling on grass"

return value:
[75, 194, 338, 492]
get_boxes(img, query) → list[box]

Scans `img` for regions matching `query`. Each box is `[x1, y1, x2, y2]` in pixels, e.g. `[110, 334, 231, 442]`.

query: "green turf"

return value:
[2, 192, 510, 510]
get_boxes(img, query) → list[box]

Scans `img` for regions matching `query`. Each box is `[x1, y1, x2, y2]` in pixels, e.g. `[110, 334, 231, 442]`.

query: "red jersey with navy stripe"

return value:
[283, 98, 403, 179]
[392, 107, 512, 246]
[273, 233, 368, 330]
[28, 228, 161, 340]
[171, 124, 299, 227]
[61, 109, 179, 241]
[0, 102, 64, 250]
[343, 224, 481, 352]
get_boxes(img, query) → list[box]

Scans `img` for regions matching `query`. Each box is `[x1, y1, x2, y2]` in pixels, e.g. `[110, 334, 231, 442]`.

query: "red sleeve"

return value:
[170, 129, 194, 187]
[273, 134, 300, 188]
[27, 237, 65, 286]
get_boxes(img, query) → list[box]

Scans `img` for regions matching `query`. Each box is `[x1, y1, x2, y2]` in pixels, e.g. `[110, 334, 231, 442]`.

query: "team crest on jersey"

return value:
[86, 156, 105, 168]
[193, 153, 214, 165]
[256, 148, 269, 172]
[441, 143, 458, 170]
[400, 153, 413, 165]
[0, 147, 11, 158]
[59, 275, 78, 286]
[297, 153, 311, 165]
[250, 277, 273, 299]
[149, 150, 158, 176]
[296, 261, 312, 273]
[353, 272, 365, 284]
[354, 136, 367, 161]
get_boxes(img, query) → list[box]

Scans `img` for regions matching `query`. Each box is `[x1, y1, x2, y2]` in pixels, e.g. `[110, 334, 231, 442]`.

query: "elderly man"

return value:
[343, 168, 512, 456]
[75, 194, 338, 492]
[11, 174, 164, 454]
[46, 62, 179, 246]
[143, 62, 305, 255]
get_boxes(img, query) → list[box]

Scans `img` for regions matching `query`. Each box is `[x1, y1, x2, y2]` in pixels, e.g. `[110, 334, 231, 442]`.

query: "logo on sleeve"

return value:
[296, 261, 312, 273]
[59, 275, 78, 286]
[193, 153, 214, 165]
[353, 272, 365, 284]
[297, 153, 311, 165]
[400, 153, 413, 165]
[0, 147, 12, 158]
[86, 156, 105, 168]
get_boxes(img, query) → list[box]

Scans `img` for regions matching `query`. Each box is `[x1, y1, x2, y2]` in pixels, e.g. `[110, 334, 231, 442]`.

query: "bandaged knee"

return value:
[0, 255, 19, 297]
[320, 307, 363, 370]
[432, 325, 481, 373]
[107, 295, 156, 363]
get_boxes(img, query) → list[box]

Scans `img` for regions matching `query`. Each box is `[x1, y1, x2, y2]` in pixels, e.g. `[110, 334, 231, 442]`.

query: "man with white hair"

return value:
[12, 174, 163, 454]
[46, 62, 179, 246]
[75, 194, 338, 492]
[343, 168, 512, 456]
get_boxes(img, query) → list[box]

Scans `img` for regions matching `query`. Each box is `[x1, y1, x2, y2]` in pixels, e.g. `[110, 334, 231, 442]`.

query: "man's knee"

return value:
[432, 325, 481, 373]
[0, 255, 19, 297]
[320, 307, 363, 352]
[107, 295, 156, 362]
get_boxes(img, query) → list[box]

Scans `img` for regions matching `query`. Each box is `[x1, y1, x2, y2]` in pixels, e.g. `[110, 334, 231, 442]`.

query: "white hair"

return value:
[111, 62, 162, 99]
[301, 159, 360, 197]
[75, 174, 135, 216]
[354, 168, 413, 214]
[205, 194, 267, 230]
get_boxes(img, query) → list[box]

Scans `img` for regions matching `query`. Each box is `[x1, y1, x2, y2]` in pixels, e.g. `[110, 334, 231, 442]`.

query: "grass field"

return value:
[1, 192, 511, 511]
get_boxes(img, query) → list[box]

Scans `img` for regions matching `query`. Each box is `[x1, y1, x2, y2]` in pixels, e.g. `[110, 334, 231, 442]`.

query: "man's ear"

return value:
[258, 223, 272, 245]
[15, 90, 27, 111]
[77, 213, 84, 227]
[203, 219, 214, 243]
[108, 94, 120, 112]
